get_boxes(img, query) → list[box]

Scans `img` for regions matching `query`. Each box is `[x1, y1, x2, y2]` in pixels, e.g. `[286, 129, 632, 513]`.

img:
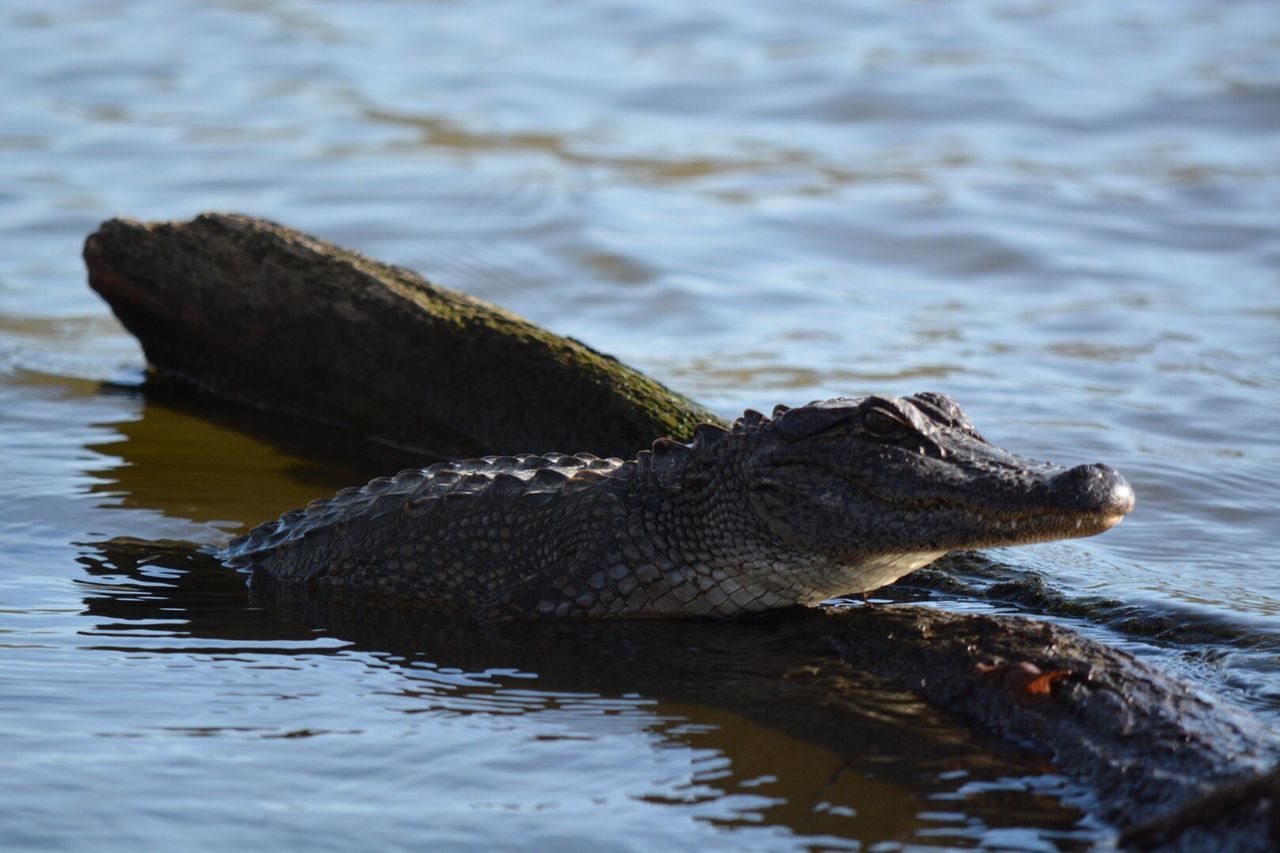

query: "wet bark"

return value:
[825, 606, 1278, 850]
[85, 213, 717, 460]
[83, 213, 1277, 849]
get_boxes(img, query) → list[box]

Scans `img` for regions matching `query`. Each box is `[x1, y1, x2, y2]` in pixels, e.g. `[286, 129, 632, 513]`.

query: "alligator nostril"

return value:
[1053, 463, 1135, 515]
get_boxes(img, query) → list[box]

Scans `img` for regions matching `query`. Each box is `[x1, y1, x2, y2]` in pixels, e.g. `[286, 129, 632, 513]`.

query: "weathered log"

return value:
[83, 214, 1278, 848]
[1119, 766, 1280, 849]
[826, 606, 1279, 850]
[84, 213, 717, 459]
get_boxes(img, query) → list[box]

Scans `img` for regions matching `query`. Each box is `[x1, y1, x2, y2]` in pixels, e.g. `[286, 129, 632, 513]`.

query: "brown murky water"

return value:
[2, 0, 1277, 848]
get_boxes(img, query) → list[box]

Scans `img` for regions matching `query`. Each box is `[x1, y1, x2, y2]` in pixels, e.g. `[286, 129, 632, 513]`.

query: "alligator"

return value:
[224, 392, 1134, 619]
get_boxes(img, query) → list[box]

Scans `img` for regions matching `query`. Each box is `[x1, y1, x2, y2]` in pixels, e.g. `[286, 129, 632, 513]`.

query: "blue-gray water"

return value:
[2, 1, 1277, 849]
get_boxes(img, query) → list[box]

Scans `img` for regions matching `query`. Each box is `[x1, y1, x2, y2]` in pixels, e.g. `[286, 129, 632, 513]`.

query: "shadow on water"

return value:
[73, 537, 1101, 848]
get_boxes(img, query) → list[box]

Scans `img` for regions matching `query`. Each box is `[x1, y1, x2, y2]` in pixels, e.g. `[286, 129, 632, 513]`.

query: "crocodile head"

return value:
[737, 392, 1135, 596]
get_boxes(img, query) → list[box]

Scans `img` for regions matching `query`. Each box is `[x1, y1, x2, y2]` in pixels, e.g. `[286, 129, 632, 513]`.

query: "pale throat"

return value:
[821, 550, 949, 601]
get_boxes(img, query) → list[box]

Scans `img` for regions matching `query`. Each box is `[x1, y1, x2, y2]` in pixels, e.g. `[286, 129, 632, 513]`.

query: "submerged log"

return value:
[84, 213, 1278, 849]
[826, 606, 1279, 849]
[85, 213, 717, 459]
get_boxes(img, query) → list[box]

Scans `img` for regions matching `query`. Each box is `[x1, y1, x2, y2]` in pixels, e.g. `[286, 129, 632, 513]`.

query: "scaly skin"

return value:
[224, 393, 1135, 619]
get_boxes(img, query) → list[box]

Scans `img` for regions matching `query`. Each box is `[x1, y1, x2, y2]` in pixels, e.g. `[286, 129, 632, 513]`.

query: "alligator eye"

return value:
[862, 408, 906, 439]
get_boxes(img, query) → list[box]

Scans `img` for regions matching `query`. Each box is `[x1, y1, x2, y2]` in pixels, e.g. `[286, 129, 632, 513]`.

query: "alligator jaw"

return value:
[951, 504, 1132, 550]
[835, 459, 1136, 553]
[802, 468, 1134, 597]
[986, 461, 1136, 547]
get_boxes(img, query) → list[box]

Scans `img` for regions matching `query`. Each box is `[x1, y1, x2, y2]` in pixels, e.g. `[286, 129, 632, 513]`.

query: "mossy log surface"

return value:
[85, 213, 717, 459]
[84, 213, 1277, 849]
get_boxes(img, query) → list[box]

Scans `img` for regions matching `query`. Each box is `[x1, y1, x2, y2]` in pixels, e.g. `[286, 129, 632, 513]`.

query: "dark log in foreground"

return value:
[826, 606, 1279, 850]
[85, 213, 717, 459]
[1120, 766, 1280, 850]
[84, 214, 1278, 849]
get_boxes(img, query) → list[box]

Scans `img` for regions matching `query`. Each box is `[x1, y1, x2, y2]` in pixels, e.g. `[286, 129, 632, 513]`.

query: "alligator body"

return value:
[224, 393, 1134, 619]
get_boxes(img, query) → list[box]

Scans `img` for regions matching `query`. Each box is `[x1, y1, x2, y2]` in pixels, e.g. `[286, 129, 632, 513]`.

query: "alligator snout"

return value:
[1050, 463, 1136, 518]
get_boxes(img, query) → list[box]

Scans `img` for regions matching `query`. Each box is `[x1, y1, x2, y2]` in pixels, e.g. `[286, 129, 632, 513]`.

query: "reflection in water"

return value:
[83, 379, 428, 532]
[74, 537, 1099, 849]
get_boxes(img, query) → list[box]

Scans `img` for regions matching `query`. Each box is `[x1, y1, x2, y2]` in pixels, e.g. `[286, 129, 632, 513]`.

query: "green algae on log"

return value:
[85, 213, 718, 459]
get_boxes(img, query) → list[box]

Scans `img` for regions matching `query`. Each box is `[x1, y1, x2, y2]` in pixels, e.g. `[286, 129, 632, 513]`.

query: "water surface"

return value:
[2, 0, 1278, 849]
